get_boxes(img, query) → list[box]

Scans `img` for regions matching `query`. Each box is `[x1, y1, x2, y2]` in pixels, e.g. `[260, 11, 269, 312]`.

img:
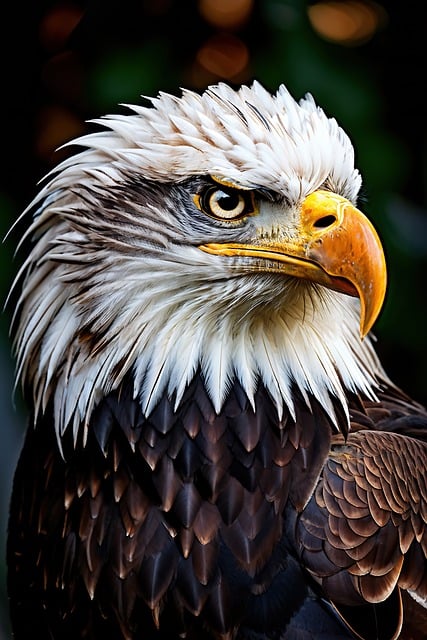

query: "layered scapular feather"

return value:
[9, 81, 389, 446]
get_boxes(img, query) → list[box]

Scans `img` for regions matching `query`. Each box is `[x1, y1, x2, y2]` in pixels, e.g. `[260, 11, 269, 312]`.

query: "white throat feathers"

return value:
[8, 81, 390, 447]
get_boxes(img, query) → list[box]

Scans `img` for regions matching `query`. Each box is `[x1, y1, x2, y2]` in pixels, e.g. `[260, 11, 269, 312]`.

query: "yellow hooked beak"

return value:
[199, 190, 387, 338]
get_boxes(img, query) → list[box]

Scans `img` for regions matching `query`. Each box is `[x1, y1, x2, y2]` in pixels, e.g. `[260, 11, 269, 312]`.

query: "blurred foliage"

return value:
[1, 0, 427, 636]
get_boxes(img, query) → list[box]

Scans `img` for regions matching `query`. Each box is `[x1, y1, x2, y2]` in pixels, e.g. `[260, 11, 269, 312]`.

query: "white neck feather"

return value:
[14, 235, 386, 446]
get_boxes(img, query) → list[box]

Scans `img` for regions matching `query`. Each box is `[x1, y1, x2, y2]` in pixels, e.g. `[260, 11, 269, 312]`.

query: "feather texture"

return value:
[9, 83, 384, 444]
[6, 82, 427, 639]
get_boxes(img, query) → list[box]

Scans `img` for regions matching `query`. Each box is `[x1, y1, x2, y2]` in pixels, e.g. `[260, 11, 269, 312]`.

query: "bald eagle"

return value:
[6, 82, 427, 640]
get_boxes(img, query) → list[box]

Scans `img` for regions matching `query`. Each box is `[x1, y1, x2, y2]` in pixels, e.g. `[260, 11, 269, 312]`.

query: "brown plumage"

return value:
[6, 82, 427, 639]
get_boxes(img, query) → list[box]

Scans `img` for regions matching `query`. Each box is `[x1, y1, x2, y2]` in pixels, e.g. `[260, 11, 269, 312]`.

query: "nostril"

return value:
[313, 214, 336, 229]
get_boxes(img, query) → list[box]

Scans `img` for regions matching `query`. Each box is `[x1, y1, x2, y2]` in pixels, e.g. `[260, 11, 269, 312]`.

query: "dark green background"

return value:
[1, 1, 426, 635]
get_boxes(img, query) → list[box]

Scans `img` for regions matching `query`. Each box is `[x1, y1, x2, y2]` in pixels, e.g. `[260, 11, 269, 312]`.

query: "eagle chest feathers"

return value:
[6, 82, 427, 640]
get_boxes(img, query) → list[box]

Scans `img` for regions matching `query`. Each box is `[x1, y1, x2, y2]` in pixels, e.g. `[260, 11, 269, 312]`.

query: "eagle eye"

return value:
[194, 186, 255, 221]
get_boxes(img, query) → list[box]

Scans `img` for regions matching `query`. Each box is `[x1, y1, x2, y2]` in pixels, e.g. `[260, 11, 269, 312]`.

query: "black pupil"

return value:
[217, 190, 239, 211]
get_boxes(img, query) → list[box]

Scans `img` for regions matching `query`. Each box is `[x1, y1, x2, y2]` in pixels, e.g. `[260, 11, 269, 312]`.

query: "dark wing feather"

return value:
[296, 390, 427, 639]
[8, 375, 357, 639]
[9, 372, 427, 639]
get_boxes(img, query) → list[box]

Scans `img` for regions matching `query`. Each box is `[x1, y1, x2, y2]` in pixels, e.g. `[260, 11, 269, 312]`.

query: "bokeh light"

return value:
[307, 0, 387, 46]
[198, 0, 253, 29]
[38, 2, 83, 52]
[193, 33, 250, 84]
[34, 104, 85, 162]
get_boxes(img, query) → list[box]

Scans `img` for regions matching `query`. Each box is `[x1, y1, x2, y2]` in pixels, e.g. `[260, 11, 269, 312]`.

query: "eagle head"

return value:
[11, 81, 388, 446]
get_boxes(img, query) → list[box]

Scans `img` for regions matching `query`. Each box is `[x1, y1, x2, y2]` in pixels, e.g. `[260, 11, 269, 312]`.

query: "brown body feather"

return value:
[7, 374, 427, 639]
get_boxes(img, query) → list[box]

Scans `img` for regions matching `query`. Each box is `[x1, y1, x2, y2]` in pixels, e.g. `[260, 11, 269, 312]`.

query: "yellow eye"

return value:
[194, 186, 256, 221]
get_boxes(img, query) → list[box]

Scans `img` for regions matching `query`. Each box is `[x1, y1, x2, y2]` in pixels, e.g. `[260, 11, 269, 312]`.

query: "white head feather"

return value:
[9, 81, 389, 446]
